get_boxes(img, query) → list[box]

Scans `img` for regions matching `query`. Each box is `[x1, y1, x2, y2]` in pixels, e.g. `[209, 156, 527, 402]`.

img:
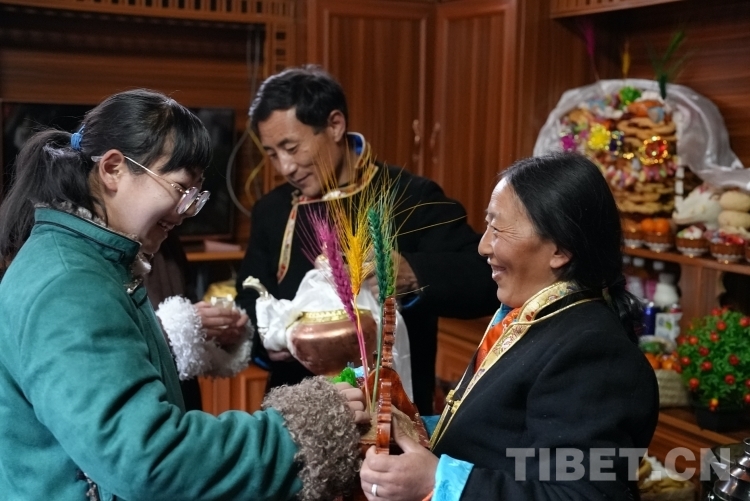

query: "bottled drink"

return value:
[643, 301, 660, 337]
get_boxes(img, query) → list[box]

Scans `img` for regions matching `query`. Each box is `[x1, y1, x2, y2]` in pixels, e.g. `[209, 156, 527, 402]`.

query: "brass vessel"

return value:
[289, 309, 377, 376]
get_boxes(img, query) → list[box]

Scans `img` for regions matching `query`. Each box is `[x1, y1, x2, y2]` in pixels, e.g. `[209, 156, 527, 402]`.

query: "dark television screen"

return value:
[0, 101, 235, 241]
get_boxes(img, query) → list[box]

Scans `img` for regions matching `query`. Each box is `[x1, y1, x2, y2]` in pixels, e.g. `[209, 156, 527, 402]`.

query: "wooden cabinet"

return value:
[436, 317, 487, 383]
[307, 0, 433, 175]
[199, 364, 269, 415]
[430, 0, 517, 229]
[307, 0, 518, 229]
[306, 0, 590, 231]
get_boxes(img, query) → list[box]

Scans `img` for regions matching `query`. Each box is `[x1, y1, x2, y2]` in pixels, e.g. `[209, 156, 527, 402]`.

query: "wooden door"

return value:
[307, 0, 433, 174]
[431, 0, 517, 231]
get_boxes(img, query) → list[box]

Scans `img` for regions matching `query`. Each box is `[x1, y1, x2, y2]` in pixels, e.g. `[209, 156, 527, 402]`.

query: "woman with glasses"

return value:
[0, 89, 366, 500]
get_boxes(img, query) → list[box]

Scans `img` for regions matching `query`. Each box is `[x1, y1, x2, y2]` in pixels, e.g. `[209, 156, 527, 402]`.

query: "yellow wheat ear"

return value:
[312, 147, 376, 405]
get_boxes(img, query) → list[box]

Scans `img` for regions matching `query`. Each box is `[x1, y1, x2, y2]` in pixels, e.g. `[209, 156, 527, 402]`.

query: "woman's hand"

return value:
[360, 421, 437, 501]
[193, 301, 248, 346]
[334, 382, 370, 425]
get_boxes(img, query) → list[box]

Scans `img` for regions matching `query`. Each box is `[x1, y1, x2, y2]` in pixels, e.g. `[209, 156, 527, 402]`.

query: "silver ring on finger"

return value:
[371, 483, 379, 497]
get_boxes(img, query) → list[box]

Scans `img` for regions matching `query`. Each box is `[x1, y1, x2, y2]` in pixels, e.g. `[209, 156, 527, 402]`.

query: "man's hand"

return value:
[367, 251, 419, 298]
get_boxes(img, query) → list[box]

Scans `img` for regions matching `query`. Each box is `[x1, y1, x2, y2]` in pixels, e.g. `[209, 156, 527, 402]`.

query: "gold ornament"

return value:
[639, 136, 670, 166]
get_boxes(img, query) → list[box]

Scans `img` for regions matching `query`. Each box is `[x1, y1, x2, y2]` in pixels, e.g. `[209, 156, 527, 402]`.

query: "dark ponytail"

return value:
[502, 153, 642, 342]
[0, 130, 97, 267]
[0, 89, 211, 270]
[605, 278, 643, 343]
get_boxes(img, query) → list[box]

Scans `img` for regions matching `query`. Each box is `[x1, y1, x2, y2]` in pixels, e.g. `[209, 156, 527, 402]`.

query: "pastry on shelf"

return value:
[707, 230, 747, 264]
[675, 225, 708, 257]
[622, 218, 644, 248]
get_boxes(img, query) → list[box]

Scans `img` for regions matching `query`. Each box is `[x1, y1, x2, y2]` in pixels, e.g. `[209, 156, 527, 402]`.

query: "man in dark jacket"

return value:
[235, 65, 498, 414]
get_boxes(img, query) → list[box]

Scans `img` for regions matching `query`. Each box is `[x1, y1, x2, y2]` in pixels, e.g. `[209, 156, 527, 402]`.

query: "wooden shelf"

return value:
[651, 407, 748, 480]
[550, 0, 684, 18]
[185, 250, 246, 262]
[624, 247, 750, 277]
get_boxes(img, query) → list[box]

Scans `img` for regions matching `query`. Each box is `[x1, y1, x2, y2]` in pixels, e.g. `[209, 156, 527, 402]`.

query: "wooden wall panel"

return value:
[550, 0, 683, 18]
[1, 0, 295, 23]
[432, 0, 516, 232]
[513, 0, 591, 160]
[678, 264, 721, 332]
[0, 50, 251, 108]
[307, 0, 432, 174]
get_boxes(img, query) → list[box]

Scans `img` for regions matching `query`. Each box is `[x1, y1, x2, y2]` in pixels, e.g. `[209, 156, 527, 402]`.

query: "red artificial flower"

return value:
[712, 308, 722, 316]
[677, 309, 750, 411]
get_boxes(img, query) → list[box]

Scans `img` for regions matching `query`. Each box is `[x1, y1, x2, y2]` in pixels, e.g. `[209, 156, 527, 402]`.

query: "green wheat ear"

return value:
[368, 206, 394, 304]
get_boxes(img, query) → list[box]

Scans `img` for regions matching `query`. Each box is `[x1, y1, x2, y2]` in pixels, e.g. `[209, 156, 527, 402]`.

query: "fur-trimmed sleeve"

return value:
[262, 377, 362, 501]
[155, 296, 252, 380]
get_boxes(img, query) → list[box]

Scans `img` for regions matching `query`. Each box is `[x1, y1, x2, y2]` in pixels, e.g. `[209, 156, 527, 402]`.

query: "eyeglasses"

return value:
[92, 155, 210, 216]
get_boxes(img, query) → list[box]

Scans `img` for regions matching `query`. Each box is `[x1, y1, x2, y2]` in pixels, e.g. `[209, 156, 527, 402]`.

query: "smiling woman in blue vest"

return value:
[0, 89, 365, 500]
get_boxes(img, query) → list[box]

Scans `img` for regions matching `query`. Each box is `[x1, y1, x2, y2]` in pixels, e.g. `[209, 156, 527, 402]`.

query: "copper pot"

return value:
[289, 309, 378, 376]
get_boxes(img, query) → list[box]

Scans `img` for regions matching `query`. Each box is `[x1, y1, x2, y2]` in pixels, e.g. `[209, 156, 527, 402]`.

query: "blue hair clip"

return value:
[70, 125, 85, 151]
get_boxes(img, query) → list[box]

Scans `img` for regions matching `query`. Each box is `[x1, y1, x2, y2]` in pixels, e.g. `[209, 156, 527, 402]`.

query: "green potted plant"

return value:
[676, 307, 750, 432]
